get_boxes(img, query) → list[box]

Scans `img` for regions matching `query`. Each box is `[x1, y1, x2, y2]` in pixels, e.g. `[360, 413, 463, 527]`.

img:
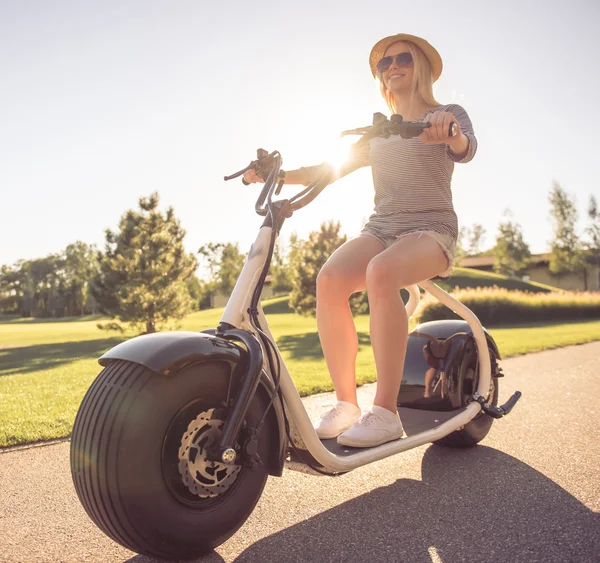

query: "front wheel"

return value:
[70, 359, 272, 559]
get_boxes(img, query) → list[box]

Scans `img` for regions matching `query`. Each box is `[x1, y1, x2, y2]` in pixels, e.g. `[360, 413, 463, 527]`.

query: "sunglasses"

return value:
[376, 52, 413, 74]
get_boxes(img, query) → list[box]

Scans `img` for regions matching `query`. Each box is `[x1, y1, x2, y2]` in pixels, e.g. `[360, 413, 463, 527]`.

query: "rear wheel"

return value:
[70, 359, 271, 559]
[435, 343, 499, 448]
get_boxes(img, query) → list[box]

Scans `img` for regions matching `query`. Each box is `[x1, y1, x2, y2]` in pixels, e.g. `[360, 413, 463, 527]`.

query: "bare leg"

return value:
[316, 235, 384, 406]
[366, 234, 449, 413]
[424, 367, 437, 397]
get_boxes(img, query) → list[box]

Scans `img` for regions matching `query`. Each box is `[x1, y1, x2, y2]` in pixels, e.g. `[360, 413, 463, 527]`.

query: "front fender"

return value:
[99, 330, 287, 477]
[99, 331, 242, 375]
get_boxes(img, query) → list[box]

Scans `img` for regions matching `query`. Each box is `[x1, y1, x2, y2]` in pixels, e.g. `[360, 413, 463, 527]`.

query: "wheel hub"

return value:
[177, 408, 240, 499]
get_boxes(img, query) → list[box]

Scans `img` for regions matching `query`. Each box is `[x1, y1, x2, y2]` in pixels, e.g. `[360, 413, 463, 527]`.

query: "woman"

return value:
[244, 33, 477, 448]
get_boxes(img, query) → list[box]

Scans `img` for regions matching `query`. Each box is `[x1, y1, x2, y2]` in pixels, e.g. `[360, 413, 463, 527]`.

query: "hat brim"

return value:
[369, 33, 443, 82]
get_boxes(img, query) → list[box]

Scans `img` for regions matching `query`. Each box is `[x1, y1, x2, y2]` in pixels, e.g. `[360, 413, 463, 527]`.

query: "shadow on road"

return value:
[123, 445, 600, 563]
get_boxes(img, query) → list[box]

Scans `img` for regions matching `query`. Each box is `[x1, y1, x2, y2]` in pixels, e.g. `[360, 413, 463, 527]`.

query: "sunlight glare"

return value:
[325, 134, 356, 178]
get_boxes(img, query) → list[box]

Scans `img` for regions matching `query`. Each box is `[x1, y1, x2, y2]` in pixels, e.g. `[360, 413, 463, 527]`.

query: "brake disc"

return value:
[177, 408, 241, 499]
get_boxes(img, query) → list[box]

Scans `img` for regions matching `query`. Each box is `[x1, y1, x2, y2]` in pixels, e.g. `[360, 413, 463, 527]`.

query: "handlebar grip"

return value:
[423, 122, 458, 138]
[242, 178, 250, 186]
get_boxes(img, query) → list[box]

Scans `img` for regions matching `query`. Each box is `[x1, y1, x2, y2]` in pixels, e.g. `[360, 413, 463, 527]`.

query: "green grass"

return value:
[489, 319, 600, 356]
[1, 294, 599, 448]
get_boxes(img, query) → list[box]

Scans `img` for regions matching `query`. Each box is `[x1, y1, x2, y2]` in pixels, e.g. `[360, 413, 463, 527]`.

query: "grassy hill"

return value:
[435, 267, 557, 293]
[262, 267, 558, 316]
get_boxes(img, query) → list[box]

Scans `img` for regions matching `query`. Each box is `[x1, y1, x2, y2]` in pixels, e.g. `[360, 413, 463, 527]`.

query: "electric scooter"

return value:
[70, 113, 521, 560]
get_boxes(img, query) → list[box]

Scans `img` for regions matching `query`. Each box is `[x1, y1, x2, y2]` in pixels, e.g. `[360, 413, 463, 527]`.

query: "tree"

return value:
[455, 226, 468, 263]
[455, 224, 486, 261]
[63, 241, 98, 316]
[289, 220, 367, 316]
[269, 239, 293, 294]
[198, 242, 246, 296]
[92, 192, 198, 333]
[0, 264, 20, 314]
[0, 244, 99, 318]
[186, 275, 203, 311]
[16, 255, 65, 317]
[492, 211, 531, 277]
[587, 196, 600, 249]
[586, 195, 600, 288]
[467, 224, 486, 256]
[548, 182, 587, 287]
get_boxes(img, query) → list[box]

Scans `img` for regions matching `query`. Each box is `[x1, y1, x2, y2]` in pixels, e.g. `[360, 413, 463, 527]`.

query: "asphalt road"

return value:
[1, 342, 599, 563]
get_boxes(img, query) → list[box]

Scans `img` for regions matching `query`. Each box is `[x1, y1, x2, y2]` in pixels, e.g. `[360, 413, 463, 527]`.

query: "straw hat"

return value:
[369, 33, 443, 82]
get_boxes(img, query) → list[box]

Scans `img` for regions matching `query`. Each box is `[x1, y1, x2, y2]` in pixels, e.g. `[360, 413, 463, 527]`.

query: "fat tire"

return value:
[70, 359, 271, 559]
[434, 348, 499, 449]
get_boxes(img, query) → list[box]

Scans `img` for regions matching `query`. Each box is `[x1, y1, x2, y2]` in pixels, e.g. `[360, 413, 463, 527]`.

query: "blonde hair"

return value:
[378, 41, 440, 114]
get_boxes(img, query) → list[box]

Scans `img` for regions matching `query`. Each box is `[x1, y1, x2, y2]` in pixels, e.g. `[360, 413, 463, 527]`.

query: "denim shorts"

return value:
[360, 228, 456, 277]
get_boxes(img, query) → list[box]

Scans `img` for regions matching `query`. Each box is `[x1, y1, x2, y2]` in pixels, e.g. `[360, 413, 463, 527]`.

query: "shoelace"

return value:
[356, 411, 378, 427]
[320, 406, 339, 420]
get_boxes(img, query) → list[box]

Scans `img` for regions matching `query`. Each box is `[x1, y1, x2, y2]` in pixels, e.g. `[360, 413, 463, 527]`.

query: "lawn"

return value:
[1, 296, 600, 447]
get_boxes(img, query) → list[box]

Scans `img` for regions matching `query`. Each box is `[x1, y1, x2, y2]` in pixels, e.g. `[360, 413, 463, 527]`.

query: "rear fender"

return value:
[99, 330, 287, 477]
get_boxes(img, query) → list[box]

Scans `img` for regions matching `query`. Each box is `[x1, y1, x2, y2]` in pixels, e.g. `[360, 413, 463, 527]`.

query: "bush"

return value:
[413, 287, 600, 326]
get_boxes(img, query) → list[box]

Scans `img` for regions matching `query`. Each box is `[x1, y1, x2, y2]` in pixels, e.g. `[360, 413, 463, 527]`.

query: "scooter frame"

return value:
[218, 224, 493, 474]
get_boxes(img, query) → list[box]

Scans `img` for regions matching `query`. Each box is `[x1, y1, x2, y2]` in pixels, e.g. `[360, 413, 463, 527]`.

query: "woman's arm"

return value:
[445, 104, 477, 163]
[243, 166, 316, 186]
[419, 104, 478, 163]
[243, 139, 371, 186]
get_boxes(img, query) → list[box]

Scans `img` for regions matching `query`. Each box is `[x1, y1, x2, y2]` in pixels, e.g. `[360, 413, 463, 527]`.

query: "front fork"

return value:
[205, 328, 265, 465]
[205, 226, 275, 465]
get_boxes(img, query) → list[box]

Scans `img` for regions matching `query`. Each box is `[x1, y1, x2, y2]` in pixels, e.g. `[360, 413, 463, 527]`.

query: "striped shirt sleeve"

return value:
[444, 104, 477, 163]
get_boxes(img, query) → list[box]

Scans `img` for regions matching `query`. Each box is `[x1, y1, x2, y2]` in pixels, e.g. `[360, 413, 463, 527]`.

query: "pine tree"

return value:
[92, 193, 198, 333]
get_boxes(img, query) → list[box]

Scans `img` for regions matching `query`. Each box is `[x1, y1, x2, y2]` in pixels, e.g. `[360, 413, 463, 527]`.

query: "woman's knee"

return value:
[366, 256, 399, 294]
[317, 264, 353, 298]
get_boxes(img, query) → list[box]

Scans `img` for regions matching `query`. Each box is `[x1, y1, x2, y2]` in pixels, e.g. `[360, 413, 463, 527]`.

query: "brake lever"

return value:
[224, 164, 254, 182]
[224, 148, 275, 185]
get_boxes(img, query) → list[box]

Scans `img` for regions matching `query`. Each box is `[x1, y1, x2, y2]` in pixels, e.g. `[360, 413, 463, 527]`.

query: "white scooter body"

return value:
[221, 225, 494, 474]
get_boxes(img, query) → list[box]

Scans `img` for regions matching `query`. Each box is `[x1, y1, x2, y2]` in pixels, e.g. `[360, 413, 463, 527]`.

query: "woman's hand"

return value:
[419, 110, 470, 158]
[242, 169, 265, 184]
[419, 110, 463, 145]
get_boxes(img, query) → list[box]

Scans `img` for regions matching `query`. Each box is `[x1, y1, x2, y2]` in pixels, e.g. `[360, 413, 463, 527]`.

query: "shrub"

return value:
[413, 286, 600, 326]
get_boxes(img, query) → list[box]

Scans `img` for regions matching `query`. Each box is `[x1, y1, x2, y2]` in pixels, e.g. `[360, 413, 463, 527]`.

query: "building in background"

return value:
[459, 254, 600, 292]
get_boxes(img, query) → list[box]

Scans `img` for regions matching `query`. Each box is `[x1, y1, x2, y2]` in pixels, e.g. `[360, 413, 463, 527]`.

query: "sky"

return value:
[1, 0, 599, 272]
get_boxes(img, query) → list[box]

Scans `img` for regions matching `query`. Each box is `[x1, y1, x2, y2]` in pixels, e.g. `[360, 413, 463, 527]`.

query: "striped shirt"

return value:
[303, 104, 477, 241]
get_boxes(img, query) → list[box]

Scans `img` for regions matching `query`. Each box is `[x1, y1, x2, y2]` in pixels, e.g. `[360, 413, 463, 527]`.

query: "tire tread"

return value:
[71, 360, 150, 552]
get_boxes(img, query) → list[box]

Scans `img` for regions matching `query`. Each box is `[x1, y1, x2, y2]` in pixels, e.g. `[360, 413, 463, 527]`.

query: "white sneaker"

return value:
[313, 401, 362, 439]
[337, 406, 404, 447]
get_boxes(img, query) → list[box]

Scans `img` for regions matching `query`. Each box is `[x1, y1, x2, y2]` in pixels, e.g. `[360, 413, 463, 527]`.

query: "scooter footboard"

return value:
[398, 320, 499, 411]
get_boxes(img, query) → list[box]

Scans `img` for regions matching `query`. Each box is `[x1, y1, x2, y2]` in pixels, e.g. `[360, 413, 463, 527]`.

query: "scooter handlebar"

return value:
[224, 113, 458, 216]
[224, 149, 282, 216]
